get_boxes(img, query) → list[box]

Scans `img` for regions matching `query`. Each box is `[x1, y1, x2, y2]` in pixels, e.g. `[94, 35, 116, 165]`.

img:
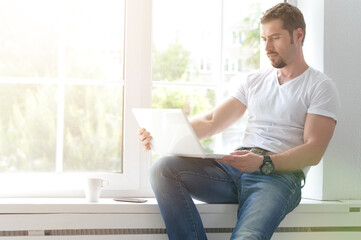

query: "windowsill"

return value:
[0, 198, 359, 214]
[0, 198, 360, 234]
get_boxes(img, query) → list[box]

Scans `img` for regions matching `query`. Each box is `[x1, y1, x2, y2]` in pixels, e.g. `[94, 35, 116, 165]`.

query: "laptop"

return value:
[132, 108, 229, 159]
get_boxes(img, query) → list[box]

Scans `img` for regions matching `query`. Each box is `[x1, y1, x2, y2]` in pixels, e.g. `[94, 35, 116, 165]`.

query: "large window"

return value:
[0, 0, 151, 197]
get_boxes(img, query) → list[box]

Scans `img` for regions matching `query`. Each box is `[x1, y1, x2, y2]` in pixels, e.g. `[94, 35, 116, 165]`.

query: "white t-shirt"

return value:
[232, 67, 340, 174]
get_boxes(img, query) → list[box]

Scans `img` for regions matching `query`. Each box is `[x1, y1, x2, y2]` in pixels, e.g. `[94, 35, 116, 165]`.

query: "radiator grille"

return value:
[46, 228, 167, 235]
[0, 231, 27, 237]
[0, 227, 360, 237]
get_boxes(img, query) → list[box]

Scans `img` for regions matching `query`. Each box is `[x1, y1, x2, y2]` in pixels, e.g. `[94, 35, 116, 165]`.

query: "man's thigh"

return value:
[151, 156, 240, 203]
[232, 172, 302, 239]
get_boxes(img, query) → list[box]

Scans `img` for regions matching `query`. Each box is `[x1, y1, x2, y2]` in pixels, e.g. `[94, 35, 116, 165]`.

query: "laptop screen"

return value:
[132, 108, 205, 156]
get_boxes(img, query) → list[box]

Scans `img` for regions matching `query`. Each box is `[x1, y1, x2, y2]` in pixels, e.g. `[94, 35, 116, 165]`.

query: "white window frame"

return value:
[0, 0, 153, 198]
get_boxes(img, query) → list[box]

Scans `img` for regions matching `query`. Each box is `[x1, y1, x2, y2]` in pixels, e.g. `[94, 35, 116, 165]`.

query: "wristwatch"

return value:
[260, 155, 274, 175]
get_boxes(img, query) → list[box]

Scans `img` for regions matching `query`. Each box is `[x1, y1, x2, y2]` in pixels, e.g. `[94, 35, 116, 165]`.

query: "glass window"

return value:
[0, 0, 124, 173]
[0, 0, 143, 197]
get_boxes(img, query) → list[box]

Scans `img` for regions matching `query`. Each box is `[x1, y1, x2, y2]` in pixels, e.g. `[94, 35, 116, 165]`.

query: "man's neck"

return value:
[277, 57, 309, 85]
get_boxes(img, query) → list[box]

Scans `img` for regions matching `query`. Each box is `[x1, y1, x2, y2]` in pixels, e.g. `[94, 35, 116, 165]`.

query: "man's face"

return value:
[261, 19, 297, 69]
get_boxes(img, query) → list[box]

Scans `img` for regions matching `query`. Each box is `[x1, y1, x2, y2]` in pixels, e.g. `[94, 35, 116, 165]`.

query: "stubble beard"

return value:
[270, 56, 287, 69]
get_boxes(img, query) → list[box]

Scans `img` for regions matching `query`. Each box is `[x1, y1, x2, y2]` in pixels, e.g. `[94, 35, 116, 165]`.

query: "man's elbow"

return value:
[305, 139, 330, 167]
[310, 156, 322, 166]
[309, 147, 328, 166]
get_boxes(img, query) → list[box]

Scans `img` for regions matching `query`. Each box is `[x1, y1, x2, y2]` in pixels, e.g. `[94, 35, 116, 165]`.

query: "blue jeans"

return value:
[150, 156, 302, 240]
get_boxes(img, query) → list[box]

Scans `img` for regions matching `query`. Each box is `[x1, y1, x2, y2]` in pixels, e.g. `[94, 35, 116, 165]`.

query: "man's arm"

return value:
[271, 113, 336, 172]
[218, 113, 337, 173]
[138, 97, 247, 151]
[190, 97, 247, 140]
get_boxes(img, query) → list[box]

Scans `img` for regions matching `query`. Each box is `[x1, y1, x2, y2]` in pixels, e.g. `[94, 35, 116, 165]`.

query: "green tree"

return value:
[152, 43, 191, 82]
[63, 86, 123, 172]
[242, 2, 261, 69]
[0, 85, 57, 172]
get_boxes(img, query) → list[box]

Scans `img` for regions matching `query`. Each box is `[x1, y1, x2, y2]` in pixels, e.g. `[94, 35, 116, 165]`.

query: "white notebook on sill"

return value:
[132, 108, 228, 159]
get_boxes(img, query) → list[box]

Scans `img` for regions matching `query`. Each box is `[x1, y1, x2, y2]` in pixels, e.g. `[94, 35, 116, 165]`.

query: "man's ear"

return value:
[295, 28, 304, 43]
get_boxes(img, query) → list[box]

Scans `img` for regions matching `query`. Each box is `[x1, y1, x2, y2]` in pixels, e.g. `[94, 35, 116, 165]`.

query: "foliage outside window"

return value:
[0, 0, 124, 173]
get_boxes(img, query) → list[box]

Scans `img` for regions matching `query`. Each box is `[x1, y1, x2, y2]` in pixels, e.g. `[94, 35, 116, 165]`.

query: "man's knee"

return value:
[149, 156, 181, 186]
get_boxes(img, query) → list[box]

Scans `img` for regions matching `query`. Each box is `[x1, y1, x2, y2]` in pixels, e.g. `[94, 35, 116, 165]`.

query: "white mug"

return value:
[85, 178, 109, 202]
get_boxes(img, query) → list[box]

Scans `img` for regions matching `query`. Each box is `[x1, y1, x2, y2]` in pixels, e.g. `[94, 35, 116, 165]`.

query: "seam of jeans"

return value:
[217, 161, 243, 183]
[291, 192, 302, 211]
[177, 176, 200, 240]
[277, 179, 299, 224]
[175, 171, 234, 183]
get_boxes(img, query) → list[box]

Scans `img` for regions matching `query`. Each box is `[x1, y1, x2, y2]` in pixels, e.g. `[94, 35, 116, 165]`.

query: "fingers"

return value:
[218, 150, 249, 162]
[142, 135, 153, 145]
[138, 128, 148, 139]
[139, 130, 151, 141]
[138, 128, 152, 151]
[217, 151, 262, 173]
[218, 155, 235, 162]
[230, 150, 249, 155]
[138, 128, 146, 135]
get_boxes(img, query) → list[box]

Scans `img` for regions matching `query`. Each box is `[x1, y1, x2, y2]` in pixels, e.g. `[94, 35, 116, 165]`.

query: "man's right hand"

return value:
[138, 128, 152, 151]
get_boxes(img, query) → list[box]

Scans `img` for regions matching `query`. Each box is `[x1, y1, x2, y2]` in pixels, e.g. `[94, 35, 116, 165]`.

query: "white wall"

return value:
[297, 0, 325, 200]
[299, 0, 361, 200]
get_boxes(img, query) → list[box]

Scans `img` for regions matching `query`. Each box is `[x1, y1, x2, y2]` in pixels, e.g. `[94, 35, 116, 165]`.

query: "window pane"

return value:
[0, 85, 57, 171]
[0, 0, 124, 81]
[152, 0, 220, 84]
[0, 0, 125, 175]
[222, 0, 281, 83]
[152, 86, 215, 116]
[63, 85, 123, 172]
[64, 0, 124, 81]
[0, 1, 59, 78]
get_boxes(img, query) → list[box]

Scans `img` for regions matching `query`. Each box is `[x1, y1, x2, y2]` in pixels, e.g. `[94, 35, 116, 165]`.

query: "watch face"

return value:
[261, 162, 274, 175]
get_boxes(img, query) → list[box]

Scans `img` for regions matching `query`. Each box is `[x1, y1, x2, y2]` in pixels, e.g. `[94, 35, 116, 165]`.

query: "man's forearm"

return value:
[190, 97, 247, 140]
[271, 143, 324, 172]
[190, 114, 216, 140]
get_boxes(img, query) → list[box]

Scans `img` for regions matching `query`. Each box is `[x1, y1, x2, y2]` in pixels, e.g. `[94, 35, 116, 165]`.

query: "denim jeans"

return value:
[150, 156, 302, 240]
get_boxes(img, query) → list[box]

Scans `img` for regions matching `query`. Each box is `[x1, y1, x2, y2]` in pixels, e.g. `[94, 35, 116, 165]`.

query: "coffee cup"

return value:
[85, 178, 109, 202]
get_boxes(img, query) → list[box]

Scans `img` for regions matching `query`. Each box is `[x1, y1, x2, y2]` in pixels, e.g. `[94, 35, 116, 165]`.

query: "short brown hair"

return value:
[261, 3, 306, 45]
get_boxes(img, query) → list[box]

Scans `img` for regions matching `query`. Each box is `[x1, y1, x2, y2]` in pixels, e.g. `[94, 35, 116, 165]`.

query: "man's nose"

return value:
[264, 40, 273, 52]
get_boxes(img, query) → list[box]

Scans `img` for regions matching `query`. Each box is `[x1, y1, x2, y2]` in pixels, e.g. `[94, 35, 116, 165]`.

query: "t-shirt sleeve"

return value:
[307, 79, 340, 122]
[232, 75, 248, 106]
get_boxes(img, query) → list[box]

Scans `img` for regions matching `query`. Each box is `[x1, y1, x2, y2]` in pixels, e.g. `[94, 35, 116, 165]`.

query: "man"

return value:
[139, 3, 340, 240]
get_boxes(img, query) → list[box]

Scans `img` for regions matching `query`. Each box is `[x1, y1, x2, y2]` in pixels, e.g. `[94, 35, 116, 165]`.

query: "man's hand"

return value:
[218, 150, 264, 173]
[138, 128, 152, 151]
